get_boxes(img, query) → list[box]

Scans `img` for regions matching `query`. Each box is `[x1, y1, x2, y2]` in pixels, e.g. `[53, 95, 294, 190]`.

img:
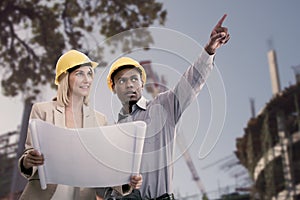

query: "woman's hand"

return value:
[23, 149, 44, 169]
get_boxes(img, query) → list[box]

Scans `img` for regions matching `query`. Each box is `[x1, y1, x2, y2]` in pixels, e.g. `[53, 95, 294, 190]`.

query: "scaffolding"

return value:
[236, 83, 300, 199]
[0, 131, 18, 199]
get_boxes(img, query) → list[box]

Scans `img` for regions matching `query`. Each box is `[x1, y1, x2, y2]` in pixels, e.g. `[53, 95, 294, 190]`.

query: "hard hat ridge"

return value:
[106, 57, 146, 91]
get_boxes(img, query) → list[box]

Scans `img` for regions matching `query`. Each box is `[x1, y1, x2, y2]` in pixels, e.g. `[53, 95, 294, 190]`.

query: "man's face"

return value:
[112, 68, 143, 105]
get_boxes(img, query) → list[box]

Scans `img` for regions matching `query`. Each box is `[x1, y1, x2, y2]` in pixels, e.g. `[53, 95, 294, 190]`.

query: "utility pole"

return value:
[9, 100, 32, 199]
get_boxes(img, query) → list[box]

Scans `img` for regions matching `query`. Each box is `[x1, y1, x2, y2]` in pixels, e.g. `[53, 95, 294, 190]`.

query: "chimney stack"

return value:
[267, 49, 281, 95]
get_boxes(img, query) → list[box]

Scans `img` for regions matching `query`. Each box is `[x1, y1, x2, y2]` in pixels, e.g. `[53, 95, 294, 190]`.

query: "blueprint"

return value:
[29, 119, 146, 190]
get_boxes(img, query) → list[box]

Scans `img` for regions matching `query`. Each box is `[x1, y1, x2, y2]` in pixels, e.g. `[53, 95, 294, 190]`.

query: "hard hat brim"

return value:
[55, 61, 99, 85]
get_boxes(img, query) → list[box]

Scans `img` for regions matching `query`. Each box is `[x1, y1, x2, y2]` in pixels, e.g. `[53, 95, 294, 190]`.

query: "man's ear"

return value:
[141, 81, 144, 90]
[112, 84, 116, 94]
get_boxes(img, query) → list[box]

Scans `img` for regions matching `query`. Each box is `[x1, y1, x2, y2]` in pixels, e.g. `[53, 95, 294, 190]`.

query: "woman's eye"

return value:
[131, 78, 137, 82]
[76, 72, 84, 77]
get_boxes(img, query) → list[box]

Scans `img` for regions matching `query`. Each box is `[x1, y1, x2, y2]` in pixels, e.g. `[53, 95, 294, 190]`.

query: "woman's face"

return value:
[68, 66, 94, 98]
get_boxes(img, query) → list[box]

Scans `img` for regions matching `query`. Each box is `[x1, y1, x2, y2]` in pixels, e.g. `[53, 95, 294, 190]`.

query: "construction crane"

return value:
[140, 60, 208, 199]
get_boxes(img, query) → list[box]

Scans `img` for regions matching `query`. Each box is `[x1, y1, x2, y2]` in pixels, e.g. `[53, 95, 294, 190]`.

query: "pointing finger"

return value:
[215, 14, 227, 28]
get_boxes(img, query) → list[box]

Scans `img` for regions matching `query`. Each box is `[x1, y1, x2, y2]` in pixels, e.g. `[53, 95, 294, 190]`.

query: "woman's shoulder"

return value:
[32, 101, 58, 110]
[30, 101, 59, 120]
[83, 104, 107, 125]
[93, 110, 108, 126]
[94, 110, 107, 119]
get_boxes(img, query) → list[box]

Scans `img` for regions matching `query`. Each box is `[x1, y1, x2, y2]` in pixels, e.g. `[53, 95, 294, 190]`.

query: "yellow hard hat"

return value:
[55, 50, 98, 85]
[107, 57, 146, 91]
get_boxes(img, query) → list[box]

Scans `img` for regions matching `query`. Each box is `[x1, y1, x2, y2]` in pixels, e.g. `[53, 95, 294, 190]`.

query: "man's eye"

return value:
[119, 79, 125, 84]
[131, 77, 138, 82]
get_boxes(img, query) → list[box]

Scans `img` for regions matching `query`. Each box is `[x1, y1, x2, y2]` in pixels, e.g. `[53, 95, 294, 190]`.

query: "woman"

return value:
[18, 50, 142, 200]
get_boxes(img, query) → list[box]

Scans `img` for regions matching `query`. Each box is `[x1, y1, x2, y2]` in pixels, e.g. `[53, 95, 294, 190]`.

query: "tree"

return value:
[0, 0, 167, 101]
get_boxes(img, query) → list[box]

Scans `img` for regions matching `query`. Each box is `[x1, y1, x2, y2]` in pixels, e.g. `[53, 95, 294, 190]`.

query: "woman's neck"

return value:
[65, 96, 84, 128]
[66, 96, 84, 112]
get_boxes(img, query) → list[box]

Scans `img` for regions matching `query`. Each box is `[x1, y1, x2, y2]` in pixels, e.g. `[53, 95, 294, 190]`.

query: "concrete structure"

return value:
[235, 49, 300, 199]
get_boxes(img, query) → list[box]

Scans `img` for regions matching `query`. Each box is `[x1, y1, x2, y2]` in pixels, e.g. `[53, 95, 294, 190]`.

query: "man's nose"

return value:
[125, 79, 134, 87]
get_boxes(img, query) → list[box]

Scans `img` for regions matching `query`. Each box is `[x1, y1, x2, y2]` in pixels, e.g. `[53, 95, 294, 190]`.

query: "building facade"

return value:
[236, 83, 300, 199]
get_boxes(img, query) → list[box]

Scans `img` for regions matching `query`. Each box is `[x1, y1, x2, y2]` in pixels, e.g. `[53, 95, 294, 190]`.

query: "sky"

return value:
[1, 0, 300, 199]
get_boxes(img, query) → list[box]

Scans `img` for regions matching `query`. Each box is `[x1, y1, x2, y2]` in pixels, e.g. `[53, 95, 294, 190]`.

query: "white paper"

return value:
[29, 119, 146, 190]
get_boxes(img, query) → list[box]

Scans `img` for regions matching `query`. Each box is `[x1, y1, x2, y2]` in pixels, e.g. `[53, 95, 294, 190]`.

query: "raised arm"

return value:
[164, 14, 230, 124]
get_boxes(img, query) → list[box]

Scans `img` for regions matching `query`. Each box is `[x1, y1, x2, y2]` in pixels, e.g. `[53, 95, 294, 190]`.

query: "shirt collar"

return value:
[118, 96, 148, 121]
[136, 96, 147, 110]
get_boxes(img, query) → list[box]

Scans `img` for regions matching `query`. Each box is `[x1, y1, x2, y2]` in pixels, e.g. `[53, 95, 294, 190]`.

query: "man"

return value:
[106, 14, 230, 200]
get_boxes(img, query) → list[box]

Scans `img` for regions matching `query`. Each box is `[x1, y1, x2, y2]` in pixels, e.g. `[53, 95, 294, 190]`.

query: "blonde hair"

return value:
[56, 68, 93, 106]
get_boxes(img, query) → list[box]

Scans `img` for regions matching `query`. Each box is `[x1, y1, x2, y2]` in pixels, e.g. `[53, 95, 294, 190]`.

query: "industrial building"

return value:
[235, 49, 300, 199]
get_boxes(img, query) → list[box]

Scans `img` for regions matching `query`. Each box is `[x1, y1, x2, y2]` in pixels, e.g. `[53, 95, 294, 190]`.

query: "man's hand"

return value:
[130, 174, 143, 189]
[205, 14, 230, 55]
[23, 149, 44, 169]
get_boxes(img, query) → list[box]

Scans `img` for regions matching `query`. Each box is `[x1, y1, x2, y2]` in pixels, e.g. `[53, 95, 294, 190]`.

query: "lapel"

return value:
[54, 102, 66, 128]
[53, 102, 92, 128]
[82, 104, 92, 128]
